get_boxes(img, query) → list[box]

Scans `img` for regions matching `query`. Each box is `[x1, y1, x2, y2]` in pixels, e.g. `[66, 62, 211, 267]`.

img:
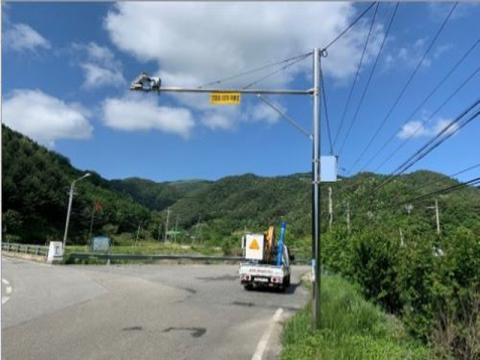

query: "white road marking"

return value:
[252, 308, 283, 360]
[2, 278, 13, 304]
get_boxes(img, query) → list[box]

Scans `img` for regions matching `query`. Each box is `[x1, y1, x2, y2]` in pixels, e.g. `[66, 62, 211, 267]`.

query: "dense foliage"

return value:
[322, 176, 480, 359]
[2, 125, 150, 244]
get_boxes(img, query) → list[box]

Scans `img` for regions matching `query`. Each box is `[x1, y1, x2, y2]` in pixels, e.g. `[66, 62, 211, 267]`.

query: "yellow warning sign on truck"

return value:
[245, 234, 264, 260]
[210, 92, 241, 105]
[249, 239, 260, 250]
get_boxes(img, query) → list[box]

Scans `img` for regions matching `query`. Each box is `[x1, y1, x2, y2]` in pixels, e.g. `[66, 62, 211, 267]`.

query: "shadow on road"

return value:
[246, 282, 300, 295]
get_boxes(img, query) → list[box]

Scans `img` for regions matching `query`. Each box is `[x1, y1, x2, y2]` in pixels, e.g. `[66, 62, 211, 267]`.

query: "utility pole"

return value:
[130, 47, 323, 330]
[157, 222, 162, 242]
[174, 214, 179, 242]
[435, 199, 440, 235]
[62, 173, 90, 250]
[88, 202, 95, 246]
[195, 216, 203, 244]
[328, 187, 333, 230]
[312, 48, 321, 330]
[426, 199, 441, 235]
[164, 208, 171, 243]
[346, 202, 351, 234]
[135, 221, 142, 247]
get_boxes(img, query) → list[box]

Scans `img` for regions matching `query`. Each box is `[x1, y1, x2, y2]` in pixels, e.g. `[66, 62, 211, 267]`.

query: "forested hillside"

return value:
[2, 125, 150, 244]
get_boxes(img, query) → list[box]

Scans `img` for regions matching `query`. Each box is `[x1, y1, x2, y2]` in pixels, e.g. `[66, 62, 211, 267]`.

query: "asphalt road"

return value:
[2, 257, 309, 360]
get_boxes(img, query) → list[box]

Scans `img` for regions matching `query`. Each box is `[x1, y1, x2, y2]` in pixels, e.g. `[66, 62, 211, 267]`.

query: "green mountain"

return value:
[3, 123, 480, 248]
[2, 125, 150, 244]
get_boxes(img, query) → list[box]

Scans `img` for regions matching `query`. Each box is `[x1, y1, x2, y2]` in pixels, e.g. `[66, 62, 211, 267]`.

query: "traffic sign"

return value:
[210, 92, 241, 105]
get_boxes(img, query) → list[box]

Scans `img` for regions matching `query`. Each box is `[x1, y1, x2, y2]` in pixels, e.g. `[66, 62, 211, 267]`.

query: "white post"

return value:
[435, 199, 441, 235]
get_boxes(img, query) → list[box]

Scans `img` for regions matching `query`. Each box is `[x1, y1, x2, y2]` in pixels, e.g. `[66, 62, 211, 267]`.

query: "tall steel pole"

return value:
[62, 173, 90, 250]
[312, 48, 321, 330]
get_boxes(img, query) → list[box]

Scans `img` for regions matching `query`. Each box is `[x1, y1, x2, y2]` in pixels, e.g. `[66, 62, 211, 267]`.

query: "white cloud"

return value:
[397, 121, 429, 139]
[397, 118, 459, 139]
[73, 42, 126, 89]
[384, 38, 432, 71]
[101, 94, 194, 137]
[4, 23, 50, 52]
[104, 3, 383, 131]
[2, 89, 93, 147]
[105, 3, 382, 85]
[81, 63, 125, 89]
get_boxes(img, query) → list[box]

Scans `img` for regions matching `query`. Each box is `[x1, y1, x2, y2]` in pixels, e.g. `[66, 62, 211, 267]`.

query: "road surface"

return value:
[2, 257, 309, 360]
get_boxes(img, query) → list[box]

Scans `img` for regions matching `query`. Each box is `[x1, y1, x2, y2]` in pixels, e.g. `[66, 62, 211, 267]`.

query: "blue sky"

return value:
[2, 2, 480, 183]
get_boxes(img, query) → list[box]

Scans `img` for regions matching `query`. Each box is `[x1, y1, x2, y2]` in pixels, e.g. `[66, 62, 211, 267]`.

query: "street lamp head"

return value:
[130, 72, 161, 91]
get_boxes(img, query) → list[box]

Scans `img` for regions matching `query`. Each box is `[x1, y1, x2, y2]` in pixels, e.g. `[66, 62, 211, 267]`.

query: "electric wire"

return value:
[346, 100, 480, 208]
[242, 53, 312, 89]
[337, 2, 400, 157]
[323, 2, 378, 50]
[358, 38, 480, 172]
[347, 2, 458, 174]
[320, 59, 334, 154]
[373, 99, 480, 192]
[395, 176, 480, 207]
[373, 63, 480, 172]
[197, 52, 312, 89]
[333, 2, 380, 146]
[398, 162, 480, 199]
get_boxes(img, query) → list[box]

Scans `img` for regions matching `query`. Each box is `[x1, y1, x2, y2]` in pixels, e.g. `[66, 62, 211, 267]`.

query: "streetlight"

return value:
[62, 173, 91, 250]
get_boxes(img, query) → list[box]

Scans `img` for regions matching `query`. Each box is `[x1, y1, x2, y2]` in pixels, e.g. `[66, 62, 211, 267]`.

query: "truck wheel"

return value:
[244, 284, 253, 291]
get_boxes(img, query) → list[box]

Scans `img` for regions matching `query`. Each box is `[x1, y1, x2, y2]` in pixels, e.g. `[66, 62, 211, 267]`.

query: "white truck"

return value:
[238, 222, 292, 291]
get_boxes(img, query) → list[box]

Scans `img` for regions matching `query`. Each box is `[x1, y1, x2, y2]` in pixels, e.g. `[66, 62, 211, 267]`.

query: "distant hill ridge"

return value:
[3, 124, 480, 244]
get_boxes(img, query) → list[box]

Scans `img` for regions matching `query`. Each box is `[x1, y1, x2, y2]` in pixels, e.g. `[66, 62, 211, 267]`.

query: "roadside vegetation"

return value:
[282, 276, 433, 360]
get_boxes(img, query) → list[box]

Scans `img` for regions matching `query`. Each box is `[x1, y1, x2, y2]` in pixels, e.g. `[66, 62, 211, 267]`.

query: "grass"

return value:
[66, 241, 225, 256]
[63, 241, 232, 265]
[281, 276, 433, 360]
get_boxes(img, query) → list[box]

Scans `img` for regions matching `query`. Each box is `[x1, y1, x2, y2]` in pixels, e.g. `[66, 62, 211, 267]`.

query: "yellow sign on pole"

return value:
[210, 92, 241, 105]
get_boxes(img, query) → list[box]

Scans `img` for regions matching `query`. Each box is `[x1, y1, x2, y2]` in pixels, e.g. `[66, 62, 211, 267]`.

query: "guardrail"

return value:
[2, 242, 49, 257]
[68, 253, 244, 262]
[68, 252, 310, 265]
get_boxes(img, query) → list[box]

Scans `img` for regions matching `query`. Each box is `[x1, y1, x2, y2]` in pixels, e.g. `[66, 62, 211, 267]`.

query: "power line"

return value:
[323, 2, 377, 50]
[359, 38, 480, 172]
[373, 64, 480, 172]
[374, 99, 480, 193]
[333, 2, 380, 146]
[320, 59, 334, 154]
[397, 162, 480, 199]
[337, 2, 400, 157]
[242, 53, 312, 89]
[347, 2, 458, 174]
[198, 52, 312, 89]
[395, 176, 480, 207]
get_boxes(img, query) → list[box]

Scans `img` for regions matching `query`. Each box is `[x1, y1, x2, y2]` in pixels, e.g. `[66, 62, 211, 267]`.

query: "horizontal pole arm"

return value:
[131, 85, 313, 96]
